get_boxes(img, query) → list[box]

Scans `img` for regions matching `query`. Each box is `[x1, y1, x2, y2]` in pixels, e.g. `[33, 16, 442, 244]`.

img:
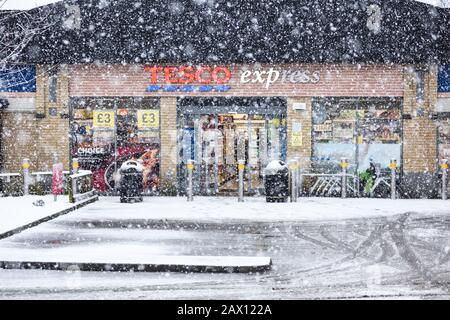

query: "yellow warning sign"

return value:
[291, 132, 302, 147]
[93, 110, 115, 128]
[272, 118, 280, 127]
[137, 110, 159, 129]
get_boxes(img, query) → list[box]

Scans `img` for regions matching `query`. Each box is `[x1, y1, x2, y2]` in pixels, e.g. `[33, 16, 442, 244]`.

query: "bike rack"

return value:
[304, 173, 359, 197]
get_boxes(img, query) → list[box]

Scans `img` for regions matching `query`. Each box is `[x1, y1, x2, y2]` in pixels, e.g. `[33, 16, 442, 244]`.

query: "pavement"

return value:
[43, 196, 450, 223]
[0, 195, 98, 240]
[0, 196, 449, 299]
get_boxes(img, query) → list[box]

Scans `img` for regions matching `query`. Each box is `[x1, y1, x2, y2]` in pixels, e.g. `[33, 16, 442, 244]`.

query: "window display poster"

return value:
[73, 143, 160, 193]
[72, 119, 160, 193]
[52, 162, 64, 196]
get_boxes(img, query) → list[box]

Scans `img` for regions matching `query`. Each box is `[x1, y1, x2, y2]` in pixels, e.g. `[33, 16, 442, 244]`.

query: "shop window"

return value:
[438, 65, 450, 93]
[437, 119, 450, 163]
[312, 98, 402, 174]
[71, 97, 161, 194]
[415, 70, 426, 105]
[48, 70, 58, 103]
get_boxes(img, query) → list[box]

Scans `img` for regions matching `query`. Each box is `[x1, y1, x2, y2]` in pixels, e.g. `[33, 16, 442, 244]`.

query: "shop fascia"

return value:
[145, 65, 320, 92]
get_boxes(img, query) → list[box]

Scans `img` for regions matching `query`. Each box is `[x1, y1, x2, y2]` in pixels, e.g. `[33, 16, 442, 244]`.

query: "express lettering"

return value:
[241, 68, 320, 88]
[145, 66, 232, 84]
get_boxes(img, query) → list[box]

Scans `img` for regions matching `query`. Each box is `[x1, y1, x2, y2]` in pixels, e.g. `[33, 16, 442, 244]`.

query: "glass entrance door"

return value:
[178, 112, 287, 196]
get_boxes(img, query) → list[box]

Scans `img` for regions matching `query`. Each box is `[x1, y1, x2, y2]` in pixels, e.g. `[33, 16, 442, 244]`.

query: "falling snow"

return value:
[0, 0, 449, 300]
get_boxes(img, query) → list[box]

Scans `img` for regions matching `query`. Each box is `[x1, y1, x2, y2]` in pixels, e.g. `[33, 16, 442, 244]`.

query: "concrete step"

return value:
[0, 255, 272, 273]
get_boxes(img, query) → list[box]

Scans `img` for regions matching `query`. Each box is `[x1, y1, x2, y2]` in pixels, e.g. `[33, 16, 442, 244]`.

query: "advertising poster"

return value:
[52, 162, 64, 196]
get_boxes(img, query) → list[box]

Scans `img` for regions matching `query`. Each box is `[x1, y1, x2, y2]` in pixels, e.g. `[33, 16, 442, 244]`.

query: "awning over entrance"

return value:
[177, 97, 287, 115]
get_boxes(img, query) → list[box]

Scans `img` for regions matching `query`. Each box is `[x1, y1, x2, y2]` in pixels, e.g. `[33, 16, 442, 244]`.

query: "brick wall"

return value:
[287, 97, 312, 169]
[428, 65, 438, 114]
[33, 65, 70, 170]
[1, 112, 38, 172]
[403, 118, 437, 173]
[402, 65, 439, 174]
[1, 93, 37, 172]
[159, 97, 177, 194]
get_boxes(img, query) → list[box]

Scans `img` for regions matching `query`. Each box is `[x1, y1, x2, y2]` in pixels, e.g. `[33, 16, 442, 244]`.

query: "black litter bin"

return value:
[265, 160, 289, 202]
[119, 160, 144, 203]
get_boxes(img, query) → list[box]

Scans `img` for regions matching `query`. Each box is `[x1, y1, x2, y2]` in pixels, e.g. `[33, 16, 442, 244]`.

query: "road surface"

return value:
[0, 200, 449, 299]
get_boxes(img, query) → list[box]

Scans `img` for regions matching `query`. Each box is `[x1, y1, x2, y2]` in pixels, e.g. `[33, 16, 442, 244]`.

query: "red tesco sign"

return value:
[145, 66, 232, 84]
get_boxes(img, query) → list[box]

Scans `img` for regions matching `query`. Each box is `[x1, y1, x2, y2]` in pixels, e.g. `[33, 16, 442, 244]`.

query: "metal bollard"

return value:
[72, 158, 79, 175]
[71, 158, 79, 197]
[340, 158, 348, 199]
[441, 159, 448, 200]
[289, 159, 298, 202]
[389, 158, 397, 200]
[238, 160, 245, 202]
[294, 156, 301, 198]
[298, 169, 303, 198]
[186, 160, 195, 202]
[22, 158, 31, 195]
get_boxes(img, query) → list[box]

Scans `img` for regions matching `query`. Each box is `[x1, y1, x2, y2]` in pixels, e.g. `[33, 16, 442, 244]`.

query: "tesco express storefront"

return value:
[68, 63, 406, 196]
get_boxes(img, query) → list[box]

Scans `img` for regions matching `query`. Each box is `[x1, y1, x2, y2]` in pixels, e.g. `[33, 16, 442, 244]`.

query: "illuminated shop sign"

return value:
[240, 68, 320, 89]
[144, 66, 320, 92]
[145, 66, 232, 84]
[145, 66, 232, 92]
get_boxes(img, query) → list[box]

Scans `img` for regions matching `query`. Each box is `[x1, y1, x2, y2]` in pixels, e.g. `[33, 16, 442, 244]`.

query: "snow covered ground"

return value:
[0, 195, 74, 236]
[1, 195, 448, 237]
[0, 207, 448, 299]
[0, 196, 449, 299]
[70, 196, 450, 223]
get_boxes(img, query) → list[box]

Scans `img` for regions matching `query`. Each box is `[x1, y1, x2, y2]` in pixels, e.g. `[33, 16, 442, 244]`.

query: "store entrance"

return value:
[178, 98, 287, 196]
